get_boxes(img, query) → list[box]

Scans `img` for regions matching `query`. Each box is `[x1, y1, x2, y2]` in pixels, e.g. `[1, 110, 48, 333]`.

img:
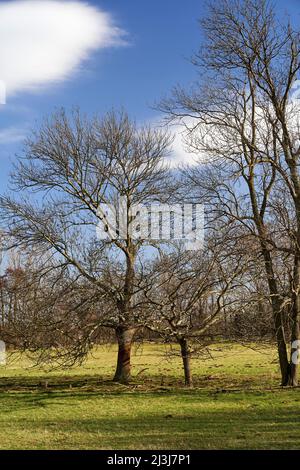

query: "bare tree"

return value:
[145, 233, 244, 387]
[159, 0, 300, 385]
[0, 109, 172, 383]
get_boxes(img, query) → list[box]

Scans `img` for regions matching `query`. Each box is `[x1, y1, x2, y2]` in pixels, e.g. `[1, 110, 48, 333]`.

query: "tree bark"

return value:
[290, 343, 299, 387]
[273, 304, 291, 386]
[289, 257, 300, 386]
[262, 248, 290, 386]
[113, 326, 136, 384]
[247, 169, 290, 386]
[271, 109, 300, 386]
[179, 337, 193, 387]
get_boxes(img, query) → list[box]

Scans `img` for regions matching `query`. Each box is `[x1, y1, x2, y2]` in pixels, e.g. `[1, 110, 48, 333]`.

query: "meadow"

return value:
[0, 342, 299, 450]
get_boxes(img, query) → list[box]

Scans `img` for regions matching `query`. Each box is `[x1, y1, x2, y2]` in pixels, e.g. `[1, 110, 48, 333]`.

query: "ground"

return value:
[0, 342, 299, 449]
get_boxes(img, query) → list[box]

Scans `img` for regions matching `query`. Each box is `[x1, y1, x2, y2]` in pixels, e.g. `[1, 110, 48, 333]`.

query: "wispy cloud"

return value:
[0, 0, 127, 97]
[0, 127, 27, 144]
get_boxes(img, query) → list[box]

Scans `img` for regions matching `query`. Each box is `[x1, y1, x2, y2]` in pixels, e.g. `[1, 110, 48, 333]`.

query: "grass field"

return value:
[0, 342, 299, 449]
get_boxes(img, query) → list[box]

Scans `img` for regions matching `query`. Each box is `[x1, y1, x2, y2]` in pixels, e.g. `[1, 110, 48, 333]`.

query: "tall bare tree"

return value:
[0, 109, 172, 383]
[159, 0, 300, 385]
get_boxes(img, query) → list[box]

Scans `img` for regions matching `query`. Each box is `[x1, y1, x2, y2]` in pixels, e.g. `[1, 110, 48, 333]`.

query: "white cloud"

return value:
[0, 0, 126, 96]
[0, 126, 26, 144]
[168, 123, 201, 168]
[147, 116, 200, 168]
[151, 118, 206, 168]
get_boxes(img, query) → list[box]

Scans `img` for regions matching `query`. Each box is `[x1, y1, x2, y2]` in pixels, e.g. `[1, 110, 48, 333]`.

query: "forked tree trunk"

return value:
[179, 337, 193, 387]
[113, 326, 137, 384]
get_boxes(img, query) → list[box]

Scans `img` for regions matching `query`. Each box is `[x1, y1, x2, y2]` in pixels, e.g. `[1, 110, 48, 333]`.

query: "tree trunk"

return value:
[113, 326, 136, 384]
[247, 174, 290, 386]
[289, 259, 300, 386]
[272, 297, 291, 386]
[260, 245, 290, 386]
[289, 313, 299, 385]
[289, 345, 299, 386]
[179, 337, 193, 387]
[274, 122, 300, 386]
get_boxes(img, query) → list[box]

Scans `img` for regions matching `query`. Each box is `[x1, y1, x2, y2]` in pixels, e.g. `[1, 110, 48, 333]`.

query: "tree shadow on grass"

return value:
[0, 370, 284, 394]
[0, 403, 300, 449]
[0, 374, 112, 391]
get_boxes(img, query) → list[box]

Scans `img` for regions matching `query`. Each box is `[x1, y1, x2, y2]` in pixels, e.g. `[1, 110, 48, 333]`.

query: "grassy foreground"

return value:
[0, 342, 299, 449]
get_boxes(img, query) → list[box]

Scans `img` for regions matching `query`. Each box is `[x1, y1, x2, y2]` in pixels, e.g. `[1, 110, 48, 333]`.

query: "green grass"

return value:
[0, 342, 299, 449]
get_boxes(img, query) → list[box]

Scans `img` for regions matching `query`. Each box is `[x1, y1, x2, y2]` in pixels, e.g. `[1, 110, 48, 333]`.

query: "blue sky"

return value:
[0, 0, 300, 192]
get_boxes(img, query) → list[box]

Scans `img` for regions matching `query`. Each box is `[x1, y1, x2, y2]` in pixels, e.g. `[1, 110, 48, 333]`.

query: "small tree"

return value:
[145, 239, 243, 387]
